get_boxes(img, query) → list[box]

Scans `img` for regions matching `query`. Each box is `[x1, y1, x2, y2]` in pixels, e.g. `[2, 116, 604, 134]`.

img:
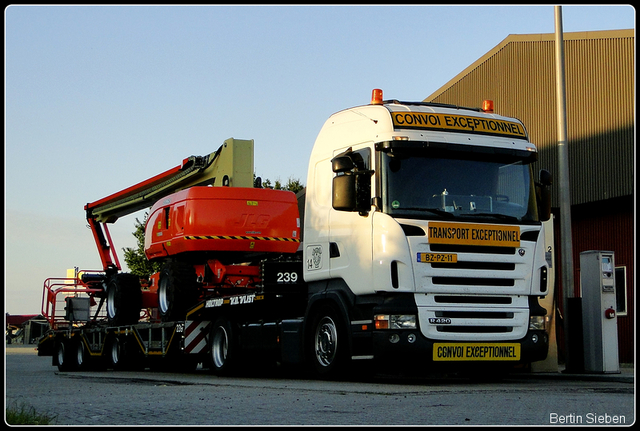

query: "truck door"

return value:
[329, 146, 374, 295]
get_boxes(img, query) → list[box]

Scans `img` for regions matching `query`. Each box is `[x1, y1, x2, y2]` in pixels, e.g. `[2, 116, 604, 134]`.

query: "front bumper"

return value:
[372, 329, 549, 366]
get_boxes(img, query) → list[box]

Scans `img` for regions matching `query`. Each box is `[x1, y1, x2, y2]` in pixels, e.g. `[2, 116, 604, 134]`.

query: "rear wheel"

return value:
[106, 273, 142, 325]
[107, 337, 122, 369]
[55, 338, 78, 372]
[107, 336, 143, 370]
[75, 339, 89, 370]
[158, 261, 198, 322]
[207, 318, 238, 375]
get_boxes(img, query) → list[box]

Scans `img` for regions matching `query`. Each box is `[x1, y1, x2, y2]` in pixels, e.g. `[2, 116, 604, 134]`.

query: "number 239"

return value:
[277, 272, 298, 283]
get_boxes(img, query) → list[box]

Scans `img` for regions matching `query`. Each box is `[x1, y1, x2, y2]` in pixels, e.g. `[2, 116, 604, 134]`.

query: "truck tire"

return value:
[106, 336, 123, 370]
[307, 303, 349, 377]
[75, 338, 89, 370]
[75, 338, 104, 371]
[107, 336, 144, 371]
[106, 273, 142, 326]
[158, 261, 198, 322]
[207, 318, 238, 375]
[55, 338, 78, 372]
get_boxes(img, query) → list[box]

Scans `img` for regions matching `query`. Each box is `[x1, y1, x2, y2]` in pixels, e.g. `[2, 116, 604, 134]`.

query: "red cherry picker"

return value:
[39, 138, 306, 373]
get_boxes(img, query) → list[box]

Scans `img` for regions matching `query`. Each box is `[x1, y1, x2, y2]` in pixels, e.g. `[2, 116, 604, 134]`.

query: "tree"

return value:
[122, 213, 162, 278]
[258, 176, 304, 194]
[282, 177, 305, 194]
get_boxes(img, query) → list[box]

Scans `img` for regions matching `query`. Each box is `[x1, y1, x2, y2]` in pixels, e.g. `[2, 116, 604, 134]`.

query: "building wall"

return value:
[425, 29, 635, 364]
[570, 197, 634, 364]
[425, 30, 634, 207]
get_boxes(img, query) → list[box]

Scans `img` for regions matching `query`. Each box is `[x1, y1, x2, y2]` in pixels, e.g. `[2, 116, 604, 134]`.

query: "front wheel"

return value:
[307, 304, 349, 377]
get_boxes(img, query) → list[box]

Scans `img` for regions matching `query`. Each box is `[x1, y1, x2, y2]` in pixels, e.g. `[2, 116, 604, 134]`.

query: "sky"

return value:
[4, 4, 635, 315]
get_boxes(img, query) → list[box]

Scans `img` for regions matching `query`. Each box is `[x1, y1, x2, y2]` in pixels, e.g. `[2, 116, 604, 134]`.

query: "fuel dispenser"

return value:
[579, 251, 619, 373]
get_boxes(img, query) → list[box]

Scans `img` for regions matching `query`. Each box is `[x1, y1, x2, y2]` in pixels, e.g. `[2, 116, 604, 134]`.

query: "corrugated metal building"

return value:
[425, 29, 634, 364]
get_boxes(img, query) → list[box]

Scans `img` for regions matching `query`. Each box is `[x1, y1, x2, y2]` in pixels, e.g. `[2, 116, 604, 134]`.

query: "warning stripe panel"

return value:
[185, 235, 300, 242]
[184, 320, 209, 354]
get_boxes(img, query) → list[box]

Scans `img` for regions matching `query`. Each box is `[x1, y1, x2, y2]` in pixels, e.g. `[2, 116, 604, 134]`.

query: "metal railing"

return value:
[41, 270, 106, 330]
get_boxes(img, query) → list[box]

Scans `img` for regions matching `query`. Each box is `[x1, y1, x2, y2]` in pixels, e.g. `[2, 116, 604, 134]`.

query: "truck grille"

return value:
[414, 240, 534, 295]
[416, 294, 529, 341]
[432, 277, 515, 286]
[433, 295, 512, 304]
[430, 244, 516, 255]
[408, 225, 540, 340]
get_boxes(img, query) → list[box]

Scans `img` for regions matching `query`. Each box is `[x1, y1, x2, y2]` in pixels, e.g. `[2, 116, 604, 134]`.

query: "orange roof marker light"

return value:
[371, 88, 383, 105]
[482, 99, 494, 113]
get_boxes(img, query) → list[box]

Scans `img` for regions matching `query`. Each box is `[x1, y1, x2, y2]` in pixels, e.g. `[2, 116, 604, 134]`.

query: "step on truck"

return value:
[38, 89, 553, 377]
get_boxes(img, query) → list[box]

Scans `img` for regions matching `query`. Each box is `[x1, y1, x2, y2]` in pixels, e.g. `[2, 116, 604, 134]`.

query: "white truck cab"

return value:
[302, 89, 552, 368]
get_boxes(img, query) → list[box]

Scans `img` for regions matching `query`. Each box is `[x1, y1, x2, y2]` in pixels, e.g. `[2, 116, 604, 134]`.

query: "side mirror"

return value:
[332, 174, 357, 211]
[537, 169, 552, 221]
[332, 156, 355, 173]
[539, 169, 552, 187]
[331, 153, 372, 214]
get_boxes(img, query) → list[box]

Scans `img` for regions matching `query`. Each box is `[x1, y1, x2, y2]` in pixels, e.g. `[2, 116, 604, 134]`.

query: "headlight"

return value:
[374, 314, 417, 330]
[529, 315, 548, 331]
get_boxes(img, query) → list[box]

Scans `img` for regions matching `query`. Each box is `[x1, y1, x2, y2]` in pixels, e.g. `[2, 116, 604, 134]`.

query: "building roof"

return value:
[6, 314, 42, 327]
[426, 29, 634, 102]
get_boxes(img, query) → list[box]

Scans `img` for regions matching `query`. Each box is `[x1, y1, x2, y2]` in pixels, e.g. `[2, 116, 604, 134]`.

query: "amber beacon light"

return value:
[482, 99, 494, 113]
[371, 88, 383, 105]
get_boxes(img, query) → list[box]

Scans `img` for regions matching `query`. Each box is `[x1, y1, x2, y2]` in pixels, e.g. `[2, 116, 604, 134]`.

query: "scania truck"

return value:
[38, 89, 553, 376]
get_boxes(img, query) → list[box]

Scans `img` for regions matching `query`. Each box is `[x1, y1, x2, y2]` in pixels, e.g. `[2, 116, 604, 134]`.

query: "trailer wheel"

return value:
[106, 337, 122, 369]
[75, 338, 105, 371]
[158, 261, 198, 322]
[75, 339, 89, 370]
[55, 338, 78, 372]
[107, 336, 143, 371]
[308, 303, 349, 377]
[207, 318, 238, 375]
[106, 273, 142, 326]
[54, 339, 66, 370]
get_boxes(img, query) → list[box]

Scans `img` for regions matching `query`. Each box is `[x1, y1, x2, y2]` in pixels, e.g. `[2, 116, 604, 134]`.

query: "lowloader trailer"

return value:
[39, 90, 553, 377]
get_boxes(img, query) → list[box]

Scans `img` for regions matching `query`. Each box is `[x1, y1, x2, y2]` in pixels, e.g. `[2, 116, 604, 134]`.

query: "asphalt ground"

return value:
[5, 344, 635, 426]
[5, 344, 634, 382]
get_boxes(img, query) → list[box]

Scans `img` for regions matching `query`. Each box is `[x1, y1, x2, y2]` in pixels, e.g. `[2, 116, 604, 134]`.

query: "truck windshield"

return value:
[379, 143, 539, 223]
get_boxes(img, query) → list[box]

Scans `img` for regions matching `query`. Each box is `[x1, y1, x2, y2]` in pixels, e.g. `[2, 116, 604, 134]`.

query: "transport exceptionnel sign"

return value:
[428, 222, 521, 247]
[391, 111, 527, 140]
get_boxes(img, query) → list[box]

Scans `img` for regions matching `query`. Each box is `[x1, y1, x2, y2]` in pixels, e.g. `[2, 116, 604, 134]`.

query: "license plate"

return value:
[417, 253, 457, 263]
[433, 343, 521, 361]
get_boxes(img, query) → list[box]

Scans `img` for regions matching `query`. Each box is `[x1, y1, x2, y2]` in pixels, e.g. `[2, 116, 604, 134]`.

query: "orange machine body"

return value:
[145, 186, 300, 261]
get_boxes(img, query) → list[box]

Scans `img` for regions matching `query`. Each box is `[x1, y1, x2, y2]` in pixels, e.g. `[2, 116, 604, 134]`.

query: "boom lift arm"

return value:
[84, 138, 255, 274]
